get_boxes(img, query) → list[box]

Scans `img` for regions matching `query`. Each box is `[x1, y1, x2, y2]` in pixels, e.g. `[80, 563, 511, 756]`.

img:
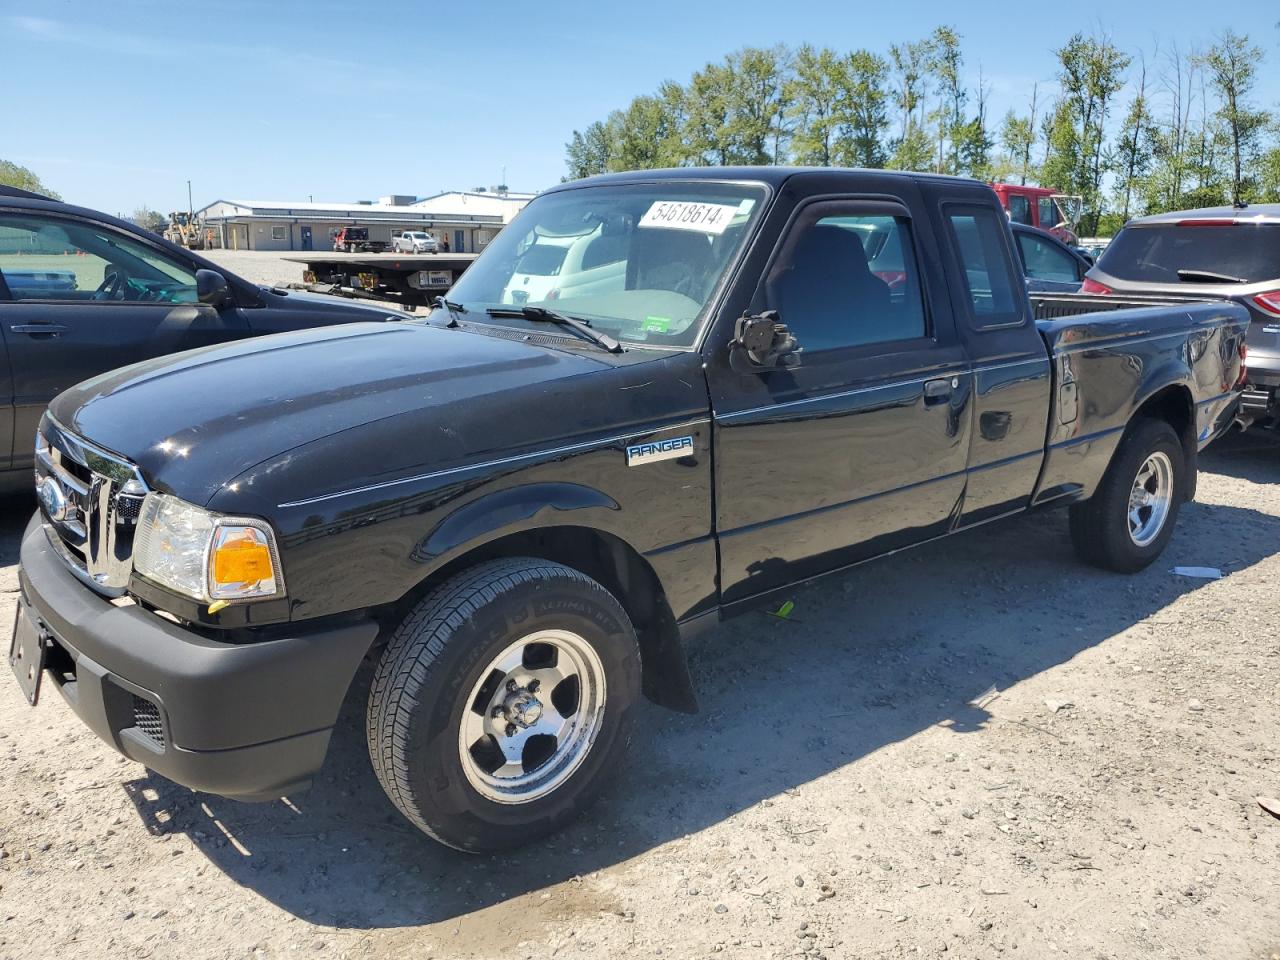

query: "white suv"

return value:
[392, 231, 439, 254]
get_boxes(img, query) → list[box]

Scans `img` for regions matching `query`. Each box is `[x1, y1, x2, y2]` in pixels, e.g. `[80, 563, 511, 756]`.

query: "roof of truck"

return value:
[552, 166, 985, 192]
[1128, 204, 1280, 225]
[0, 184, 55, 201]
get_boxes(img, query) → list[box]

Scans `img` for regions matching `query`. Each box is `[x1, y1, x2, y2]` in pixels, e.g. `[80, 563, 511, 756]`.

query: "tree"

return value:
[0, 159, 60, 199]
[722, 46, 790, 166]
[1196, 31, 1269, 204]
[786, 45, 843, 166]
[956, 66, 994, 178]
[564, 120, 617, 180]
[612, 92, 689, 171]
[998, 84, 1039, 185]
[928, 26, 966, 174]
[886, 38, 935, 172]
[835, 50, 890, 168]
[1042, 32, 1130, 234]
[131, 206, 166, 234]
[1258, 143, 1280, 201]
[1112, 58, 1154, 221]
[1144, 43, 1200, 211]
[684, 60, 737, 165]
[1182, 70, 1228, 207]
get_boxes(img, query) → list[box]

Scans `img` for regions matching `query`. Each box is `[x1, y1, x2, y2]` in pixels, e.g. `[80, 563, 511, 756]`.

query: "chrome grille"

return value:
[35, 415, 148, 596]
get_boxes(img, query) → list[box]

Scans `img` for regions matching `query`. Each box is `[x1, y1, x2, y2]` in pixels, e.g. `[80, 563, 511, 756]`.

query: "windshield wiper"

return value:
[433, 295, 465, 327]
[1176, 268, 1248, 284]
[485, 305, 622, 353]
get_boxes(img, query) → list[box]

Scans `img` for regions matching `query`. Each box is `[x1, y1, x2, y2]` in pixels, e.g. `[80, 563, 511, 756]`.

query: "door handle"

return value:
[924, 376, 958, 402]
[11, 323, 68, 337]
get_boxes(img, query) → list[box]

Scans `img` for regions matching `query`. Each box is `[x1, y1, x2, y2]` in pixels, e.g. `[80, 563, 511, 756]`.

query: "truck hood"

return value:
[255, 286, 406, 319]
[50, 321, 608, 506]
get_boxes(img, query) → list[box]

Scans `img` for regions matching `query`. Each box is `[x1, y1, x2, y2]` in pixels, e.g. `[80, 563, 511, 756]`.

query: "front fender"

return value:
[413, 483, 621, 561]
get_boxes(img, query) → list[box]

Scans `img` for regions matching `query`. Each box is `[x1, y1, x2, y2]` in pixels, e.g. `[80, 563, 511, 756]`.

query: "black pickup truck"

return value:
[11, 168, 1248, 853]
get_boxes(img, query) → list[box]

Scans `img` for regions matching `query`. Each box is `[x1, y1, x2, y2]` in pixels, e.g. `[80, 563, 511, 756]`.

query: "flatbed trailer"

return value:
[282, 252, 479, 309]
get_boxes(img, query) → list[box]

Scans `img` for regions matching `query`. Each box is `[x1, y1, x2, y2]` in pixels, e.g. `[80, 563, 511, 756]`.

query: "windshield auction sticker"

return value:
[639, 200, 739, 235]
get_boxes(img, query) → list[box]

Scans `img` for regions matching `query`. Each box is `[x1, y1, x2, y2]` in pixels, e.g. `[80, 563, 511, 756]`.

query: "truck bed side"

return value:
[1030, 298, 1249, 507]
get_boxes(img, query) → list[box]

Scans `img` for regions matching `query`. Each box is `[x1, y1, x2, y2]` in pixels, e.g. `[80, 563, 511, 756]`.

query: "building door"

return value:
[453, 229, 465, 253]
[300, 225, 313, 251]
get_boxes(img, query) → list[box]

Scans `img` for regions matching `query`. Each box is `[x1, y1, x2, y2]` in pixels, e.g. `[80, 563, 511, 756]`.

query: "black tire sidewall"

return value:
[1099, 419, 1185, 570]
[397, 571, 639, 850]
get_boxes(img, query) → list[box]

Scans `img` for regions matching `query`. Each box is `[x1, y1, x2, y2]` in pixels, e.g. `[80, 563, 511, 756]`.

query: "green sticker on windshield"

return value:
[643, 316, 671, 333]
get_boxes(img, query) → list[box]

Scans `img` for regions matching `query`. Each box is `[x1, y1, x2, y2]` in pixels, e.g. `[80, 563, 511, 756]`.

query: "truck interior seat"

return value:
[628, 230, 717, 302]
[774, 224, 890, 350]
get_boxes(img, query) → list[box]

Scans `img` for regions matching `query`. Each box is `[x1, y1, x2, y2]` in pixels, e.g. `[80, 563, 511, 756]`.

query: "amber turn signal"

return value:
[213, 536, 273, 584]
[208, 524, 281, 600]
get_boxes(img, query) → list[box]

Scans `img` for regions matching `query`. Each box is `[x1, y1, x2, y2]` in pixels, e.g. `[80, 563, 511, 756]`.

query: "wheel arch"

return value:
[390, 522, 699, 715]
[1129, 382, 1197, 501]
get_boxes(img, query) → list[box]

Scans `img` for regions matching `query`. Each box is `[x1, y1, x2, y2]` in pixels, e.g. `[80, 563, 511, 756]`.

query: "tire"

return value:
[1069, 418, 1185, 573]
[366, 557, 641, 852]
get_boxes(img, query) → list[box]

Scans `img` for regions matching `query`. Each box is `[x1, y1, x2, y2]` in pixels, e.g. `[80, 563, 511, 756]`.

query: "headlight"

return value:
[133, 493, 284, 604]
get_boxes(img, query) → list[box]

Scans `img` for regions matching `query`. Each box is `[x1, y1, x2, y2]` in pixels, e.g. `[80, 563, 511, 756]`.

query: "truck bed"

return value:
[1030, 297, 1249, 507]
[1029, 290, 1226, 320]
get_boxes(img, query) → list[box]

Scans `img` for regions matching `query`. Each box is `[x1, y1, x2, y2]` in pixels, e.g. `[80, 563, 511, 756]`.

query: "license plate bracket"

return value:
[8, 604, 45, 706]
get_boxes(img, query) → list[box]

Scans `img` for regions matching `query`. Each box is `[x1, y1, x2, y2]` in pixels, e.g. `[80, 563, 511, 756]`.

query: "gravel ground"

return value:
[2, 429, 1279, 960]
[202, 250, 309, 288]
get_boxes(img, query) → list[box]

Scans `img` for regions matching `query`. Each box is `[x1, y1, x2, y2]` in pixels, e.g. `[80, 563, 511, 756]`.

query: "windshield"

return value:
[443, 181, 767, 348]
[1097, 222, 1280, 284]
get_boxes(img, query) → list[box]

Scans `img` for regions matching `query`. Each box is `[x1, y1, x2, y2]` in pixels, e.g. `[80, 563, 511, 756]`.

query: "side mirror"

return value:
[195, 268, 231, 309]
[729, 310, 801, 372]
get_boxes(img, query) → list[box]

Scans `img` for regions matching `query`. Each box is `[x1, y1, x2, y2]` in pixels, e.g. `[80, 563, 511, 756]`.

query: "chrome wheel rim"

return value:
[458, 629, 606, 805]
[1127, 451, 1174, 547]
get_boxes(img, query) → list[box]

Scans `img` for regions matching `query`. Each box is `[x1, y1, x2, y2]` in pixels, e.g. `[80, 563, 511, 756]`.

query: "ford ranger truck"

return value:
[11, 168, 1248, 853]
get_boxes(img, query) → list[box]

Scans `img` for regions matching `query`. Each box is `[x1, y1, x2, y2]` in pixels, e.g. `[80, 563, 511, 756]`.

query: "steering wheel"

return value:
[93, 267, 126, 301]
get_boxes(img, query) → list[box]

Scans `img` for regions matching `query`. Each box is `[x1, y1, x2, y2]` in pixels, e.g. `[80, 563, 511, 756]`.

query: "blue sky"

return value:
[5, 0, 1279, 214]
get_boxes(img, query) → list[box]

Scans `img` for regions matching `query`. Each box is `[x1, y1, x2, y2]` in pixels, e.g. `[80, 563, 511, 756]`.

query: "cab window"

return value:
[0, 214, 197, 303]
[1037, 196, 1059, 229]
[1007, 194, 1032, 225]
[765, 204, 927, 352]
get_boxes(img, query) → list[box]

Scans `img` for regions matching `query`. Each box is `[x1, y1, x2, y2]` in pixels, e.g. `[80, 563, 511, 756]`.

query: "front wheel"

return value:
[366, 558, 641, 852]
[1069, 418, 1185, 572]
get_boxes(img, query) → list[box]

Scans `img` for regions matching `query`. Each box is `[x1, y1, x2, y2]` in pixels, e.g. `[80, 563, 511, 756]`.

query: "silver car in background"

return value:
[392, 231, 439, 253]
[1083, 204, 1280, 428]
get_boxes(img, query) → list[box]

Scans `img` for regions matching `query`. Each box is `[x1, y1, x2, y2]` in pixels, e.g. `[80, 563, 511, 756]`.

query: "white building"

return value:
[195, 190, 534, 253]
[411, 190, 533, 223]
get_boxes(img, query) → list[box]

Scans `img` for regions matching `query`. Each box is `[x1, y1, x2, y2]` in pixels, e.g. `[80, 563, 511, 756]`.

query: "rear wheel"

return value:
[366, 558, 641, 852]
[1069, 418, 1185, 572]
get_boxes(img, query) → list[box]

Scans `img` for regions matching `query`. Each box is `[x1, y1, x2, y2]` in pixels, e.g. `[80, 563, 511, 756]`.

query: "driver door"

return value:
[0, 211, 233, 471]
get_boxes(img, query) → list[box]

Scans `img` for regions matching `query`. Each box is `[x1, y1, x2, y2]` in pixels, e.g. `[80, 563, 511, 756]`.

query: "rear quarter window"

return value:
[1098, 223, 1280, 284]
[944, 204, 1023, 328]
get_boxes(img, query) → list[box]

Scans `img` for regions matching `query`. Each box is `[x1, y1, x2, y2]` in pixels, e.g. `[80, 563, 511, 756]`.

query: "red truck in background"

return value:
[332, 226, 388, 254]
[990, 183, 1082, 246]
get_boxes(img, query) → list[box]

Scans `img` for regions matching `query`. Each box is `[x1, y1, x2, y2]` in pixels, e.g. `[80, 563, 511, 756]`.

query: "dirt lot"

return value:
[2, 429, 1279, 960]
[202, 250, 309, 288]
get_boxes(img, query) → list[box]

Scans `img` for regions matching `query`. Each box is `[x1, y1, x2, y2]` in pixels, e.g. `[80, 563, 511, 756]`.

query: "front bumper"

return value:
[16, 514, 379, 801]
